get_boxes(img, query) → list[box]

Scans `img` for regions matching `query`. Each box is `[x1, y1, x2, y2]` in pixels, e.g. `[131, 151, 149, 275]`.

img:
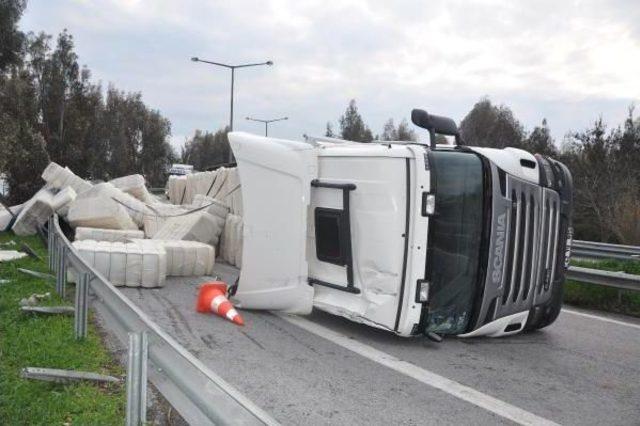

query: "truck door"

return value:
[228, 132, 317, 314]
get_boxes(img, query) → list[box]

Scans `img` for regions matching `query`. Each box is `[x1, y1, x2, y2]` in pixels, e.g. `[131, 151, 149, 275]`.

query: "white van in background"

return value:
[169, 164, 194, 176]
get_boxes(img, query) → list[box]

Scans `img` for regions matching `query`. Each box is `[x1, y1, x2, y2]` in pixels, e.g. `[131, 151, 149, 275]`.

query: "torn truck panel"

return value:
[228, 132, 316, 315]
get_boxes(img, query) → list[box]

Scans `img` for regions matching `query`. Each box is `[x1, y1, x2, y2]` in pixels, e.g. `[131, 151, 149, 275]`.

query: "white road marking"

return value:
[561, 308, 640, 330]
[278, 313, 559, 426]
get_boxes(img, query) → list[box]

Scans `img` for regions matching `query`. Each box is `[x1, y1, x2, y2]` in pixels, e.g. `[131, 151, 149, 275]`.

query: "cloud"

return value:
[20, 0, 640, 144]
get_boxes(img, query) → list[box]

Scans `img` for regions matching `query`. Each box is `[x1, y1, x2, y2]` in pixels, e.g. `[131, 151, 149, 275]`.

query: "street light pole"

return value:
[245, 116, 289, 137]
[191, 57, 273, 162]
[230, 67, 234, 133]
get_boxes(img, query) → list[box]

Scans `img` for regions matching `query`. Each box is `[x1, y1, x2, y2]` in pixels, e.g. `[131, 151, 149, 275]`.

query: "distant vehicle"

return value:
[228, 109, 573, 339]
[169, 164, 194, 175]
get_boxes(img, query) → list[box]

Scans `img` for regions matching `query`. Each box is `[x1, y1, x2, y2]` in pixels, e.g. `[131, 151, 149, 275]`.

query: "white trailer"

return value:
[228, 109, 573, 338]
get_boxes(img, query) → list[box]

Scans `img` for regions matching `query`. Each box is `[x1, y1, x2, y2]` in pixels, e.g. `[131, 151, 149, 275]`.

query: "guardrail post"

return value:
[126, 331, 148, 426]
[56, 245, 67, 298]
[74, 272, 89, 340]
[47, 217, 54, 270]
[51, 233, 58, 273]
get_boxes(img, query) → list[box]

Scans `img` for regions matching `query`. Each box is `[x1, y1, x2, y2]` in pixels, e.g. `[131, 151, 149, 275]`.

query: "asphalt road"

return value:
[120, 265, 640, 426]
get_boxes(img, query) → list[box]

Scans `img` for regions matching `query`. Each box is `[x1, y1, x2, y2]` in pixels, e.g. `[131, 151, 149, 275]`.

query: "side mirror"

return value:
[411, 109, 462, 149]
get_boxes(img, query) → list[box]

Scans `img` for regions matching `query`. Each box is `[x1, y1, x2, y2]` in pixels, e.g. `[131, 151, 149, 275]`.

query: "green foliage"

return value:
[564, 281, 640, 318]
[571, 258, 640, 275]
[459, 97, 526, 149]
[560, 108, 640, 244]
[0, 5, 175, 202]
[0, 232, 125, 423]
[181, 128, 231, 171]
[338, 99, 373, 142]
[566, 259, 640, 317]
[381, 118, 416, 141]
[324, 122, 335, 138]
[0, 0, 26, 71]
[526, 118, 557, 156]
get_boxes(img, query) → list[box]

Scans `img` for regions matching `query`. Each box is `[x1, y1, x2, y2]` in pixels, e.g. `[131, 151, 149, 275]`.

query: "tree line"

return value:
[0, 0, 174, 204]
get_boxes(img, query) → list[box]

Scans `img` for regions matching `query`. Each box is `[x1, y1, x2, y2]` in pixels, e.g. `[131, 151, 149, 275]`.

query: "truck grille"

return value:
[497, 178, 560, 316]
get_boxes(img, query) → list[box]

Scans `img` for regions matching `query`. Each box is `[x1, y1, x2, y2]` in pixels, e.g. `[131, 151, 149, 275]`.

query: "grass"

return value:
[0, 232, 125, 425]
[564, 258, 640, 317]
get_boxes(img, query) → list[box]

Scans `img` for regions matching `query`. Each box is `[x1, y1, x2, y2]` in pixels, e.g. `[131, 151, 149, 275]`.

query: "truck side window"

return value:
[315, 208, 346, 265]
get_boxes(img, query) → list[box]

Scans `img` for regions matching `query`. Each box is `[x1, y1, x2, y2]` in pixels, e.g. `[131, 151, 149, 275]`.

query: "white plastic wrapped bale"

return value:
[0, 203, 24, 232]
[143, 203, 188, 238]
[221, 167, 243, 216]
[152, 211, 223, 245]
[109, 174, 152, 203]
[203, 168, 228, 201]
[75, 227, 144, 242]
[220, 214, 243, 267]
[73, 239, 167, 287]
[41, 162, 92, 195]
[183, 171, 216, 205]
[74, 182, 148, 227]
[67, 196, 138, 230]
[51, 186, 76, 215]
[189, 194, 229, 228]
[11, 189, 54, 236]
[167, 175, 187, 204]
[132, 239, 215, 276]
[233, 215, 243, 268]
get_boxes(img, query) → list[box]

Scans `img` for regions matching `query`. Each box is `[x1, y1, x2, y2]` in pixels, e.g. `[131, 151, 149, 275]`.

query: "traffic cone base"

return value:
[196, 282, 244, 326]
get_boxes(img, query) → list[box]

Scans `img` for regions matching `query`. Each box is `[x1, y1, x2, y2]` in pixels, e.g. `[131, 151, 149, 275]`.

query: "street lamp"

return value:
[245, 116, 289, 137]
[191, 56, 273, 162]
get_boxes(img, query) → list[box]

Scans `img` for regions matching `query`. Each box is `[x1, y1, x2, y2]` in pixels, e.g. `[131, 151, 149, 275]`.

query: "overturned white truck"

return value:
[229, 109, 573, 338]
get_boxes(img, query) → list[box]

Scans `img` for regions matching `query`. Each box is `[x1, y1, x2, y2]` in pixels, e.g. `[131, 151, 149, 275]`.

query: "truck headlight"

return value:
[417, 280, 430, 302]
[422, 193, 436, 216]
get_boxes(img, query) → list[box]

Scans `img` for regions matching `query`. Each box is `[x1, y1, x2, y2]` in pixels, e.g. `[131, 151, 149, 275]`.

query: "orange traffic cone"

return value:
[196, 282, 244, 326]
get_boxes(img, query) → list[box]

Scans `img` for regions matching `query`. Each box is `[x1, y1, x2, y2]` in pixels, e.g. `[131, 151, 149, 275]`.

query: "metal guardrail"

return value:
[572, 240, 640, 261]
[566, 240, 640, 291]
[566, 266, 640, 291]
[46, 214, 278, 426]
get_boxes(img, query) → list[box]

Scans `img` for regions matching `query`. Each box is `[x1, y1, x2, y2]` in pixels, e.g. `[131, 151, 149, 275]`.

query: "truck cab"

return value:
[228, 109, 573, 338]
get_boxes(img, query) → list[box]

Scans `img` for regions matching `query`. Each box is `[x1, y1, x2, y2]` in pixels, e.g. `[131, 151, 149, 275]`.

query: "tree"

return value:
[561, 113, 640, 244]
[324, 122, 335, 138]
[41, 30, 80, 163]
[181, 128, 230, 171]
[140, 110, 173, 186]
[0, 0, 26, 71]
[397, 119, 416, 141]
[338, 99, 373, 142]
[459, 97, 525, 149]
[0, 67, 50, 203]
[1, 19, 175, 200]
[381, 118, 416, 141]
[381, 119, 396, 141]
[0, 0, 27, 174]
[526, 119, 557, 156]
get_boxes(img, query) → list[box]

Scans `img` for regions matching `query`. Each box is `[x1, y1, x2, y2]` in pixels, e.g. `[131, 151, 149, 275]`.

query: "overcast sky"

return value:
[20, 0, 640, 150]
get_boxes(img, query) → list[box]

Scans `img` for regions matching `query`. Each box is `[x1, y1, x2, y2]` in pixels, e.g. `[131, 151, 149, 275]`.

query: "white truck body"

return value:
[228, 126, 572, 338]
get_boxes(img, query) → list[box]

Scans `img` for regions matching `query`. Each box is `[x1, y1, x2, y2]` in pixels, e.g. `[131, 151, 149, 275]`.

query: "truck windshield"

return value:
[426, 150, 485, 334]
